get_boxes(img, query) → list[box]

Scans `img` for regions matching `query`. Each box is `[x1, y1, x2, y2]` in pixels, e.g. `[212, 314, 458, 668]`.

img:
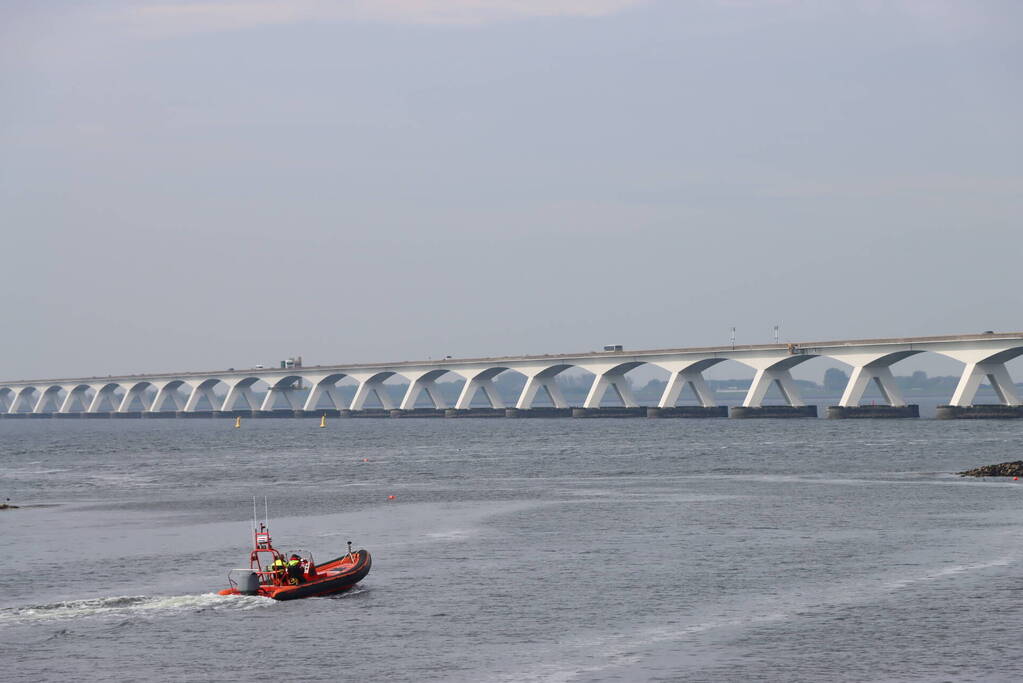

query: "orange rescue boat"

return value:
[219, 520, 371, 601]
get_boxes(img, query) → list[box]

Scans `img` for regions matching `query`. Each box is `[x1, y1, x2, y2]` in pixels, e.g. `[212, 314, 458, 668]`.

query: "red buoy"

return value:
[387, 495, 396, 500]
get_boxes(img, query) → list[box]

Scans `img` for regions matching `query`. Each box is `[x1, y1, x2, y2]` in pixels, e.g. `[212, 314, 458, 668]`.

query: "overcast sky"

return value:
[2, 0, 1020, 382]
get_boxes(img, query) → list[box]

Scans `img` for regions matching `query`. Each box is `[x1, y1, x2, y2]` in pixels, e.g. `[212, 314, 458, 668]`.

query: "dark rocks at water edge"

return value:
[958, 461, 1023, 477]
[0, 503, 18, 510]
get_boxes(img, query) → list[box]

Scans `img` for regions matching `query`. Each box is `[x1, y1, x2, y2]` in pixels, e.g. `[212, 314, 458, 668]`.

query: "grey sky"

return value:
[2, 0, 1020, 383]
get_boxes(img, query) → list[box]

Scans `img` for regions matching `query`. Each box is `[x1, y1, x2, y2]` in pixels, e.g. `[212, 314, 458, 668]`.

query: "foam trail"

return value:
[0, 593, 275, 624]
[883, 557, 1013, 591]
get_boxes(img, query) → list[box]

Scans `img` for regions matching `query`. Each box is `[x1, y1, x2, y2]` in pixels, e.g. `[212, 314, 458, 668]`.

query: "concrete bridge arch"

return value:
[31, 385, 65, 413]
[87, 382, 124, 412]
[221, 376, 270, 412]
[58, 384, 94, 413]
[7, 386, 39, 413]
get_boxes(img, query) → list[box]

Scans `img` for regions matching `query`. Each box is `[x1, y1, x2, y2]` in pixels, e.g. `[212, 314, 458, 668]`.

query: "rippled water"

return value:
[3, 418, 1023, 682]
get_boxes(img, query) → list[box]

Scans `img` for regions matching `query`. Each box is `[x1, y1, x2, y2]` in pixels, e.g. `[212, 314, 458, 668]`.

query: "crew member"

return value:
[270, 556, 288, 582]
[287, 554, 305, 584]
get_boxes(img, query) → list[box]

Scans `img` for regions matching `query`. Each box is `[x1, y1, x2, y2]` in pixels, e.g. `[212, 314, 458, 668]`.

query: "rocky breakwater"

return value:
[959, 461, 1023, 477]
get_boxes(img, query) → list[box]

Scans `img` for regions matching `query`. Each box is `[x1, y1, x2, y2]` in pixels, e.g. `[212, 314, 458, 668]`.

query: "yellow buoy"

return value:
[319, 414, 326, 428]
[234, 416, 241, 428]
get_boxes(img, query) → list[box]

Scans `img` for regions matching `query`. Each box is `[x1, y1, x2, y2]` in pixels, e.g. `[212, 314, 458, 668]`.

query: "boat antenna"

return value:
[264, 496, 269, 529]
[252, 496, 258, 532]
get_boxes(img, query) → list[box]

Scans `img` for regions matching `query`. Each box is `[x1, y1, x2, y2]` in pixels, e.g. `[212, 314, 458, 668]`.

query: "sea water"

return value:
[2, 418, 1022, 682]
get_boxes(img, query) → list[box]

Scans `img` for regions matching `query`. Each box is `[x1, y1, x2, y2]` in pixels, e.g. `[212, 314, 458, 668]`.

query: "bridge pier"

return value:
[444, 408, 505, 418]
[150, 381, 188, 412]
[937, 350, 1023, 418]
[582, 370, 639, 410]
[33, 387, 62, 414]
[936, 405, 1023, 419]
[8, 387, 38, 414]
[825, 350, 920, 417]
[839, 365, 907, 408]
[743, 367, 807, 409]
[252, 409, 297, 418]
[260, 380, 301, 412]
[221, 380, 262, 414]
[827, 405, 919, 419]
[349, 373, 396, 411]
[400, 370, 449, 411]
[389, 408, 445, 418]
[59, 386, 91, 414]
[302, 375, 349, 412]
[647, 406, 728, 418]
[182, 380, 221, 413]
[949, 361, 1020, 408]
[504, 407, 572, 418]
[729, 405, 818, 418]
[292, 409, 341, 418]
[514, 367, 571, 410]
[657, 359, 723, 410]
[453, 368, 506, 410]
[212, 409, 254, 418]
[571, 407, 646, 418]
[725, 353, 816, 418]
[118, 383, 154, 413]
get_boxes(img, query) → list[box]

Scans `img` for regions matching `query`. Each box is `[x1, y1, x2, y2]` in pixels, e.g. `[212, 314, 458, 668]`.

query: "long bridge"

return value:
[2, 332, 1023, 419]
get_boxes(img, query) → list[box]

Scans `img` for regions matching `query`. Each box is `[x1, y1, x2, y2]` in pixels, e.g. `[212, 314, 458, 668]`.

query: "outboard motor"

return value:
[238, 571, 260, 595]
